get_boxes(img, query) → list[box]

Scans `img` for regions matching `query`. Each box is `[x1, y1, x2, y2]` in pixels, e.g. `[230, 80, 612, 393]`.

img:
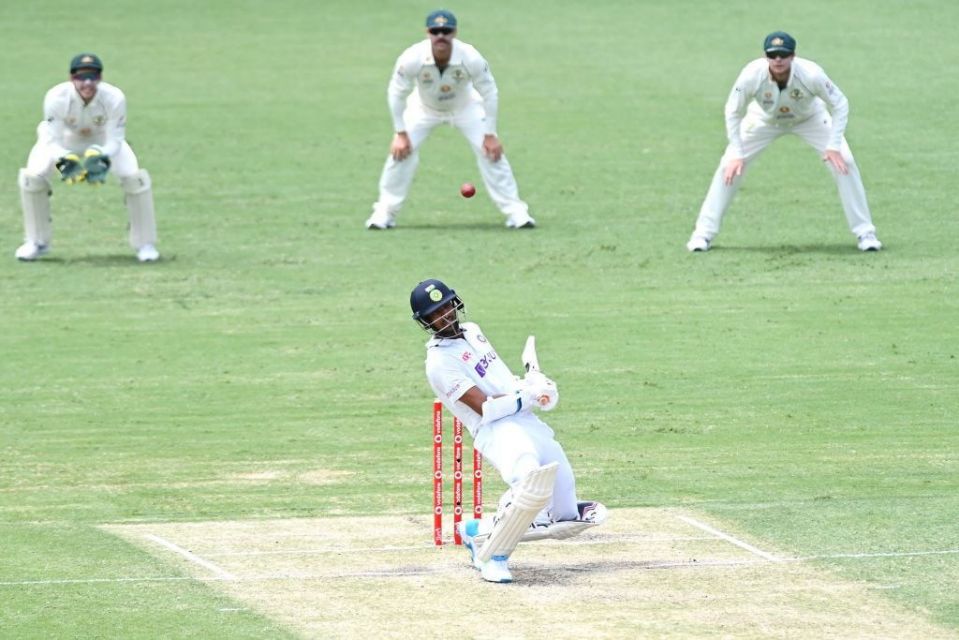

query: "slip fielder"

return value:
[366, 10, 534, 230]
[686, 32, 882, 252]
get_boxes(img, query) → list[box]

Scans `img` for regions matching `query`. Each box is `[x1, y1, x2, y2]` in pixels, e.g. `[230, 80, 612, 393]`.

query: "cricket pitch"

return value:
[103, 508, 954, 639]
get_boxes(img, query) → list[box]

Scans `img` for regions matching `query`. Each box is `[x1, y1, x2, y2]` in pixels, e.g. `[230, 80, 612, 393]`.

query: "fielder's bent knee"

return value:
[18, 169, 51, 193]
[120, 169, 151, 194]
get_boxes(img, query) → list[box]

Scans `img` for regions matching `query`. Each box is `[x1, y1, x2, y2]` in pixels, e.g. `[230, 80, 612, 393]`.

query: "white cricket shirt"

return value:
[424, 321, 519, 436]
[725, 56, 850, 155]
[37, 81, 127, 158]
[387, 39, 499, 135]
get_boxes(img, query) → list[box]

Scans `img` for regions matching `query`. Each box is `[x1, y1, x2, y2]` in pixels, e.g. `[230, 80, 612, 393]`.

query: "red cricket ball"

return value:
[460, 182, 476, 198]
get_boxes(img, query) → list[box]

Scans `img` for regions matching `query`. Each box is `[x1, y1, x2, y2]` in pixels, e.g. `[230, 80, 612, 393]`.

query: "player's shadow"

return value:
[395, 222, 536, 232]
[59, 254, 171, 266]
[712, 243, 872, 256]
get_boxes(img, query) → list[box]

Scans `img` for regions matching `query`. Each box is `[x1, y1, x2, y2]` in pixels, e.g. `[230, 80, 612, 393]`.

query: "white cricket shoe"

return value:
[577, 500, 609, 525]
[857, 233, 882, 252]
[505, 213, 536, 229]
[365, 211, 396, 230]
[686, 234, 711, 252]
[480, 555, 513, 583]
[458, 519, 483, 570]
[137, 244, 160, 262]
[15, 241, 49, 261]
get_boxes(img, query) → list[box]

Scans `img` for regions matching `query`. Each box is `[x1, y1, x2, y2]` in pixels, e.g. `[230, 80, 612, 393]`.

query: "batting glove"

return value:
[55, 154, 86, 184]
[82, 147, 111, 185]
[521, 371, 559, 411]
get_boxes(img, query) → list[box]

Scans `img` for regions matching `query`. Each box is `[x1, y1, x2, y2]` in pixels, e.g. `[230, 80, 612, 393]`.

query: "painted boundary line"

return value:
[143, 533, 235, 580]
[676, 515, 782, 562]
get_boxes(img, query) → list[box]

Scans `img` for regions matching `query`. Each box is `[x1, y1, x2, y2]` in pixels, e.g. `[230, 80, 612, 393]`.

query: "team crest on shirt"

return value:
[420, 71, 434, 84]
[453, 69, 466, 81]
[93, 115, 106, 126]
[789, 89, 804, 101]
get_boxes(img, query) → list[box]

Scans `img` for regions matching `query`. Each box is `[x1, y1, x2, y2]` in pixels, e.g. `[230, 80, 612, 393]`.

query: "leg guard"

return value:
[121, 169, 157, 249]
[18, 169, 53, 246]
[477, 462, 558, 563]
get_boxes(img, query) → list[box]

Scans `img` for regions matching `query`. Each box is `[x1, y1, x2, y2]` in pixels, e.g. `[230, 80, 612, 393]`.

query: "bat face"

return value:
[522, 335, 540, 372]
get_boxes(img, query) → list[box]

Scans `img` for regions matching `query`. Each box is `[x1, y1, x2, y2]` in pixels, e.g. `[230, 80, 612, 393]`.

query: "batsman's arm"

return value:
[459, 385, 539, 426]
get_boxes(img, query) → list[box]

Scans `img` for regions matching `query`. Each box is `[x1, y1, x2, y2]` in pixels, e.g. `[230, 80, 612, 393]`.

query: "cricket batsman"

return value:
[411, 278, 606, 583]
[15, 53, 159, 262]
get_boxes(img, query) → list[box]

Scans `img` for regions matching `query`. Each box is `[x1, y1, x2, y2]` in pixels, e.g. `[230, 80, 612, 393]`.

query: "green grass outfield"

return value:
[1, 0, 957, 637]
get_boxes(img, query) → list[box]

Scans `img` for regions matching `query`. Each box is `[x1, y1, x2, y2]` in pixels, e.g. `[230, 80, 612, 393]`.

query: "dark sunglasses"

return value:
[72, 71, 102, 81]
[429, 27, 454, 36]
[766, 51, 793, 59]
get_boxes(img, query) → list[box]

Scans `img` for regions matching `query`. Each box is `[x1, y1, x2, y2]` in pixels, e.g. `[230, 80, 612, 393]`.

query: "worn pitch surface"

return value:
[104, 508, 954, 639]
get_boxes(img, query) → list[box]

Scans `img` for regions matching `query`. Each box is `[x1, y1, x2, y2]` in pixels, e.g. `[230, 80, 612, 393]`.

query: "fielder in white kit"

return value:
[410, 278, 606, 583]
[15, 53, 159, 263]
[686, 32, 882, 253]
[366, 10, 534, 230]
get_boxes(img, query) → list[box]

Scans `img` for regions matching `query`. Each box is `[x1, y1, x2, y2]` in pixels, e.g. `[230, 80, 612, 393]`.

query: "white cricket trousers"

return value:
[693, 111, 877, 240]
[372, 99, 529, 219]
[472, 411, 578, 522]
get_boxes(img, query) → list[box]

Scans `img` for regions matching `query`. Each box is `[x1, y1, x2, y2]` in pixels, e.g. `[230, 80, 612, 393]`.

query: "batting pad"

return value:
[477, 462, 558, 563]
[121, 170, 157, 248]
[18, 169, 52, 245]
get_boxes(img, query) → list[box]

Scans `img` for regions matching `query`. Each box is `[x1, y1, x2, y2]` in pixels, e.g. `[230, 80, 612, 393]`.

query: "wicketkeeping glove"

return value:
[55, 153, 85, 184]
[82, 147, 111, 184]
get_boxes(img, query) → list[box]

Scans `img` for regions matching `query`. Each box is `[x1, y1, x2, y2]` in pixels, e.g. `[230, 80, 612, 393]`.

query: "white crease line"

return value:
[202, 535, 716, 557]
[802, 549, 959, 561]
[143, 533, 235, 580]
[676, 515, 782, 563]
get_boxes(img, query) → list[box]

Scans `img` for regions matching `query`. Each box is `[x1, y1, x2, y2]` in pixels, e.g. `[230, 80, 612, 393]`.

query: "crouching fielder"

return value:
[410, 279, 606, 583]
[15, 53, 159, 263]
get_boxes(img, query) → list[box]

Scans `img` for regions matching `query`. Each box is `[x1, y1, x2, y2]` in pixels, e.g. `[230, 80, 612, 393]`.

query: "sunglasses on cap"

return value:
[766, 51, 793, 59]
[72, 70, 102, 81]
[429, 27, 454, 36]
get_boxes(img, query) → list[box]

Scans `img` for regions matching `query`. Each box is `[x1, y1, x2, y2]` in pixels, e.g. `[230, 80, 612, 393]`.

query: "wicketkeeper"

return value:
[15, 53, 159, 262]
[410, 279, 606, 583]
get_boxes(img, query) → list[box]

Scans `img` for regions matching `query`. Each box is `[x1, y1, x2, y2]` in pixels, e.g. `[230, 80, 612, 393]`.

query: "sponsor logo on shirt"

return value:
[473, 351, 498, 377]
[461, 351, 471, 362]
